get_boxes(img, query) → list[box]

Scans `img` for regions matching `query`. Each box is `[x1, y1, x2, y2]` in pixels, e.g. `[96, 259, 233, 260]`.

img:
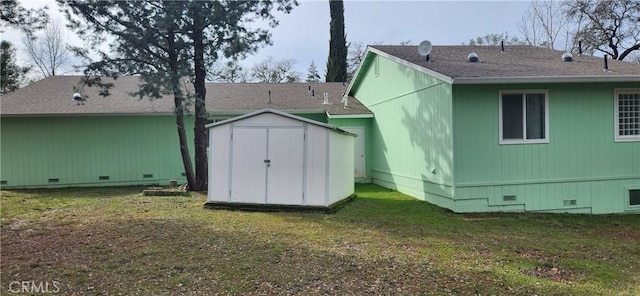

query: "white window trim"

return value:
[498, 90, 549, 145]
[614, 88, 640, 142]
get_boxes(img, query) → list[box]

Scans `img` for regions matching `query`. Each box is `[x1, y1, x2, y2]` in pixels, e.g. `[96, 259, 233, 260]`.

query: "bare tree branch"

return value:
[22, 18, 71, 77]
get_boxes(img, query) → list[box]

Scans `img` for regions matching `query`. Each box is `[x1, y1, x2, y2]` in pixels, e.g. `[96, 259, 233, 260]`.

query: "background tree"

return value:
[566, 0, 640, 61]
[346, 41, 364, 81]
[517, 0, 570, 49]
[22, 18, 71, 77]
[325, 0, 347, 82]
[344, 40, 412, 81]
[305, 60, 321, 83]
[467, 32, 526, 46]
[1, 40, 31, 94]
[251, 56, 301, 83]
[59, 0, 297, 191]
[1, 0, 48, 36]
[208, 60, 248, 83]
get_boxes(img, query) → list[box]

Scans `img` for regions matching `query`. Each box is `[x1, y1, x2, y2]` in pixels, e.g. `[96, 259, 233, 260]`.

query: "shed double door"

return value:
[230, 126, 305, 205]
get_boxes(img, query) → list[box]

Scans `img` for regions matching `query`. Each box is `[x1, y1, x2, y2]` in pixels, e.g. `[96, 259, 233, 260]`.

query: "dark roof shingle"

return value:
[370, 45, 640, 82]
[1, 76, 371, 116]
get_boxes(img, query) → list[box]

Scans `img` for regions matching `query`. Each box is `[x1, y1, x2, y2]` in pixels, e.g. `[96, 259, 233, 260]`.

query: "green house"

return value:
[346, 44, 640, 214]
[0, 76, 372, 188]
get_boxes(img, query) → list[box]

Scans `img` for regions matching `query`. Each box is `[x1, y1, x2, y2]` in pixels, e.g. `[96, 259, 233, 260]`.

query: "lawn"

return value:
[1, 184, 639, 295]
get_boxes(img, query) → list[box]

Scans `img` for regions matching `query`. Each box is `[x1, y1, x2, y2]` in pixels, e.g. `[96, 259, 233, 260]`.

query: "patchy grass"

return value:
[1, 184, 639, 295]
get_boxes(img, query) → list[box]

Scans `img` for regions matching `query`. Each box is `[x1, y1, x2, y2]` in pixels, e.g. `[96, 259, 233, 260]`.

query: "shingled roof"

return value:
[363, 45, 640, 84]
[1, 76, 371, 117]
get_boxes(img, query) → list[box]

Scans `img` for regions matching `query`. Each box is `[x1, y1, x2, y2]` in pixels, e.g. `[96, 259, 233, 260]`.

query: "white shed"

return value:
[204, 109, 355, 212]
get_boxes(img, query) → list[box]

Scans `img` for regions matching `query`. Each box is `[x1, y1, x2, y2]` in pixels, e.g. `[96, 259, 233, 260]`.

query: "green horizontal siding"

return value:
[1, 115, 193, 188]
[296, 113, 328, 123]
[452, 83, 640, 213]
[351, 53, 455, 206]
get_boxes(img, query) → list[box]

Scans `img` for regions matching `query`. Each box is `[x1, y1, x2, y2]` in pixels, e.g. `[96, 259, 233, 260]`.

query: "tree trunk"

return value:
[167, 23, 196, 190]
[173, 96, 196, 190]
[191, 8, 208, 192]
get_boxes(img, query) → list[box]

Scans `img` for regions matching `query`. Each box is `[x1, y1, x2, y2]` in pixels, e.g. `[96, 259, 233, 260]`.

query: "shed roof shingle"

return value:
[368, 45, 640, 83]
[1, 76, 370, 116]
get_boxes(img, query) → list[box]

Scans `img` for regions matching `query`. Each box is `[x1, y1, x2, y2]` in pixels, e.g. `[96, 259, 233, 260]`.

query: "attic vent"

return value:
[561, 52, 573, 62]
[467, 52, 479, 62]
[503, 195, 517, 202]
[563, 199, 577, 206]
[0, 180, 7, 185]
[143, 174, 154, 179]
[48, 178, 59, 183]
[99, 176, 110, 181]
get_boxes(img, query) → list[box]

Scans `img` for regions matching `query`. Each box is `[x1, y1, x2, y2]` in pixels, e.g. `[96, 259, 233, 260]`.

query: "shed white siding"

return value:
[328, 131, 355, 205]
[206, 109, 355, 211]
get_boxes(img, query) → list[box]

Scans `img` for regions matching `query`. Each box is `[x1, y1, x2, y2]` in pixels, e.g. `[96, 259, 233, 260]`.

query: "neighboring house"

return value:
[346, 44, 640, 214]
[0, 76, 372, 188]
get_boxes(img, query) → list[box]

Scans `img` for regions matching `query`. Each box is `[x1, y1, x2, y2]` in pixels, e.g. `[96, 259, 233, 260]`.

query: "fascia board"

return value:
[452, 75, 640, 85]
[326, 113, 374, 119]
[345, 47, 377, 96]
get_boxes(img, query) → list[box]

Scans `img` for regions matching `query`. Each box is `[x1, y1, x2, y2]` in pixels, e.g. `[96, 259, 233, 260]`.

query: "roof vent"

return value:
[72, 92, 85, 105]
[561, 52, 573, 62]
[467, 52, 479, 62]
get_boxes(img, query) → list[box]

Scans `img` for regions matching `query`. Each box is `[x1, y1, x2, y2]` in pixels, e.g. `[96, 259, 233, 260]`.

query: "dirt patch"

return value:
[527, 265, 576, 284]
[517, 249, 577, 284]
[603, 230, 640, 241]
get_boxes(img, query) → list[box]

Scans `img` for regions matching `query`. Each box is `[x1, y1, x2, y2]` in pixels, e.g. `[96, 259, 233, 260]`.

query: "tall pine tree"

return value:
[1, 41, 30, 94]
[59, 0, 297, 191]
[325, 0, 347, 82]
[306, 60, 321, 83]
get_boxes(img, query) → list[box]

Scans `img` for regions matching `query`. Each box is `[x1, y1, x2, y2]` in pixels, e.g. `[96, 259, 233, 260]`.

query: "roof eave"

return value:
[367, 47, 455, 84]
[346, 46, 455, 96]
[452, 75, 640, 85]
[206, 108, 357, 136]
[326, 113, 374, 119]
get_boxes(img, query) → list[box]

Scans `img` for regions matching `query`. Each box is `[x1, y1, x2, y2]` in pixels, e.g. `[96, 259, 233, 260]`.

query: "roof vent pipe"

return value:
[268, 90, 272, 103]
[323, 92, 329, 105]
[342, 93, 349, 108]
[603, 54, 609, 72]
[501, 40, 505, 53]
[311, 89, 315, 98]
[578, 40, 583, 56]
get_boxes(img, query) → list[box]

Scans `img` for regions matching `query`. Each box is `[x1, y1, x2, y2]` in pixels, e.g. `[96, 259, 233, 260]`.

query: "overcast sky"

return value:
[5, 0, 532, 80]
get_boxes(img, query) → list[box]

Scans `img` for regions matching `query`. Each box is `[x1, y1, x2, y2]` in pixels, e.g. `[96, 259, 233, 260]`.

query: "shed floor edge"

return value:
[203, 194, 356, 214]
